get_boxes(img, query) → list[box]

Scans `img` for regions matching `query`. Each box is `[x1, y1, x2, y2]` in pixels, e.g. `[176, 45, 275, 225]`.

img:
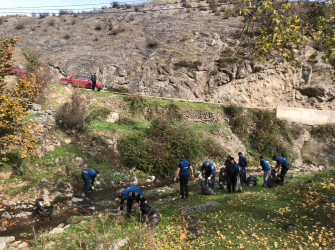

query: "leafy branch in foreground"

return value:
[239, 0, 334, 80]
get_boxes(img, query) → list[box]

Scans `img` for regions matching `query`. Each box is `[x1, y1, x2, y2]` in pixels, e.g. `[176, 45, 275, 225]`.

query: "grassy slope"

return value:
[33, 169, 335, 249]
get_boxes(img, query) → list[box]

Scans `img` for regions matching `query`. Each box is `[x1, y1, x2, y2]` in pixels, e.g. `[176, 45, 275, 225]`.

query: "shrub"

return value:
[48, 20, 55, 26]
[95, 25, 102, 31]
[118, 118, 225, 177]
[311, 124, 335, 141]
[166, 103, 183, 121]
[39, 13, 49, 19]
[174, 60, 202, 70]
[147, 41, 159, 49]
[59, 9, 70, 16]
[112, 1, 120, 8]
[224, 105, 292, 160]
[125, 96, 146, 114]
[89, 106, 111, 121]
[63, 34, 70, 40]
[107, 85, 129, 93]
[55, 92, 89, 131]
[21, 46, 42, 73]
[15, 23, 24, 30]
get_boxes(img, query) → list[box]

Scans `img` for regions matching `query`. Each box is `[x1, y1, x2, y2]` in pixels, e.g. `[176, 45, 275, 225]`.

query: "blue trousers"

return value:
[81, 172, 91, 194]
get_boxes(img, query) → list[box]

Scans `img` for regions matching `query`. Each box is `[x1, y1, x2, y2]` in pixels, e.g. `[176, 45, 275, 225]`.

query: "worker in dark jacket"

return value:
[224, 155, 231, 169]
[273, 155, 289, 185]
[174, 155, 194, 199]
[238, 152, 248, 174]
[226, 157, 239, 193]
[81, 168, 99, 195]
[91, 73, 97, 90]
[119, 186, 147, 217]
[260, 156, 271, 187]
[201, 161, 216, 191]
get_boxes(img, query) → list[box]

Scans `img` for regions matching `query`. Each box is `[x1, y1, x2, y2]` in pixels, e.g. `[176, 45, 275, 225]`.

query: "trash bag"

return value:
[242, 169, 258, 186]
[35, 198, 53, 217]
[140, 203, 161, 227]
[267, 169, 280, 188]
[235, 174, 243, 192]
[219, 167, 227, 190]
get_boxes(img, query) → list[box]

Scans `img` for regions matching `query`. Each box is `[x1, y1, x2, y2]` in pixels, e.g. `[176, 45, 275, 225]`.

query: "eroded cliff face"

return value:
[1, 0, 334, 110]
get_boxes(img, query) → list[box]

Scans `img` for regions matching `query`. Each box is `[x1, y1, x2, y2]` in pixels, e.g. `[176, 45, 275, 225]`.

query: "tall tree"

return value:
[0, 37, 42, 160]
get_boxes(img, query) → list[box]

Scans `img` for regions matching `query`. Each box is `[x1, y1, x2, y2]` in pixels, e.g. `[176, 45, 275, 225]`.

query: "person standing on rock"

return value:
[260, 156, 271, 187]
[201, 161, 216, 191]
[226, 157, 239, 193]
[273, 155, 289, 185]
[119, 186, 147, 217]
[91, 72, 97, 91]
[174, 155, 194, 199]
[81, 168, 99, 195]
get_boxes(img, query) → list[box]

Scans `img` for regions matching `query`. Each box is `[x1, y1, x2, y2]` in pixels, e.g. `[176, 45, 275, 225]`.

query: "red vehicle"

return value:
[61, 74, 103, 91]
[2, 65, 26, 75]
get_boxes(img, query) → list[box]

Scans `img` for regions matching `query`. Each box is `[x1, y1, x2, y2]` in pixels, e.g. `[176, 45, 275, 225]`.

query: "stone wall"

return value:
[276, 106, 335, 125]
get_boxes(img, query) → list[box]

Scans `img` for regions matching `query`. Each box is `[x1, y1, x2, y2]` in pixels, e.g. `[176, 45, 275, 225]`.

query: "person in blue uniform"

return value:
[81, 168, 99, 195]
[174, 155, 194, 199]
[119, 186, 147, 217]
[273, 155, 289, 185]
[201, 161, 216, 191]
[226, 157, 239, 193]
[260, 156, 271, 187]
[238, 152, 248, 174]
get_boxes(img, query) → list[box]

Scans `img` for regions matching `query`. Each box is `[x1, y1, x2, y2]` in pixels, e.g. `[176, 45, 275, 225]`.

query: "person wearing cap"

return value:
[118, 186, 147, 217]
[174, 155, 194, 199]
[81, 168, 99, 195]
[260, 156, 271, 187]
[91, 73, 97, 90]
[201, 160, 216, 191]
[273, 155, 289, 185]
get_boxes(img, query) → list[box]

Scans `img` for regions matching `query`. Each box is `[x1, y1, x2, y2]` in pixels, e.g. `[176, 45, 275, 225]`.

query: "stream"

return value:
[0, 178, 198, 244]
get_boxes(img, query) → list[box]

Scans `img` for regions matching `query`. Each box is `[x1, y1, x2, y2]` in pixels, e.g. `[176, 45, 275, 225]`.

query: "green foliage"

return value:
[89, 106, 111, 121]
[118, 118, 225, 177]
[125, 96, 146, 114]
[310, 124, 335, 141]
[21, 46, 42, 73]
[225, 105, 292, 160]
[240, 0, 335, 81]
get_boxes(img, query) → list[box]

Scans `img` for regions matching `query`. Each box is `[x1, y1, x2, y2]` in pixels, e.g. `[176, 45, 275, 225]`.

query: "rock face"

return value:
[0, 0, 333, 110]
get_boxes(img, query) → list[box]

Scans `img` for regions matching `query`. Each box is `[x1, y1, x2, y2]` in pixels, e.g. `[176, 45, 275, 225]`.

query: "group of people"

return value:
[80, 153, 289, 217]
[174, 152, 290, 197]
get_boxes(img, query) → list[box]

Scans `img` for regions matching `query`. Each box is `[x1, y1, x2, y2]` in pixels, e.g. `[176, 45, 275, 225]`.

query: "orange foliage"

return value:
[0, 37, 42, 158]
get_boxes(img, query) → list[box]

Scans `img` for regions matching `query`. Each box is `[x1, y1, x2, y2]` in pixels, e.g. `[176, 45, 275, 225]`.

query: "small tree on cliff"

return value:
[0, 37, 42, 162]
[239, 0, 335, 80]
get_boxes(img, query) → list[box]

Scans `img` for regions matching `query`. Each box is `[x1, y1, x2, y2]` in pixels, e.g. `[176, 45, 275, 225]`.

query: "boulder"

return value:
[106, 113, 119, 123]
[15, 212, 32, 218]
[298, 86, 326, 98]
[71, 197, 83, 202]
[109, 238, 128, 250]
[75, 157, 84, 166]
[0, 238, 5, 250]
[49, 227, 64, 235]
[45, 241, 56, 249]
[1, 212, 11, 219]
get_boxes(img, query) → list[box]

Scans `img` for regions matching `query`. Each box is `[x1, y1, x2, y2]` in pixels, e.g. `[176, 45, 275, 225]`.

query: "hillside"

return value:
[0, 0, 334, 110]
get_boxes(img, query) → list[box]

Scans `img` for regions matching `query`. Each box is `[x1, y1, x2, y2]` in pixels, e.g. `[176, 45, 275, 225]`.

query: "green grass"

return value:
[88, 119, 150, 133]
[32, 169, 335, 249]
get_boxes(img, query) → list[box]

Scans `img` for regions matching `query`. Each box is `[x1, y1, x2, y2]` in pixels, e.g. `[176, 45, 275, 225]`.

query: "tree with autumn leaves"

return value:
[0, 37, 42, 163]
[239, 0, 335, 80]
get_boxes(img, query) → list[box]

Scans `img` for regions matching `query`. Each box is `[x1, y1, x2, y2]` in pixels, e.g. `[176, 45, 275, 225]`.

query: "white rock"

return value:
[46, 145, 55, 152]
[75, 157, 84, 165]
[89, 206, 96, 210]
[71, 197, 83, 202]
[45, 241, 56, 249]
[56, 223, 64, 228]
[0, 236, 15, 243]
[109, 238, 128, 250]
[15, 212, 32, 218]
[80, 220, 87, 224]
[106, 113, 119, 123]
[17, 242, 29, 248]
[95, 180, 101, 186]
[64, 138, 71, 144]
[49, 228, 64, 235]
[1, 212, 11, 219]
[0, 238, 5, 250]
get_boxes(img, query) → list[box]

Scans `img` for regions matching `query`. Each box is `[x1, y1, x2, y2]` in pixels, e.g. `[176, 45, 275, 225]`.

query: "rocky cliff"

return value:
[0, 0, 334, 110]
